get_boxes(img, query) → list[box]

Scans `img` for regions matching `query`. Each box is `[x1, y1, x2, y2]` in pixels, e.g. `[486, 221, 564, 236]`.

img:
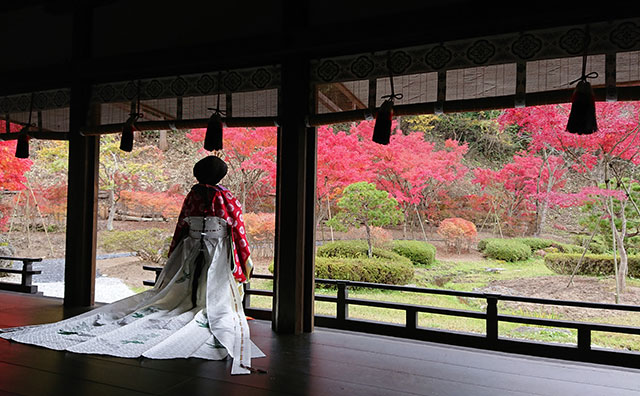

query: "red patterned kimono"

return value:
[169, 183, 252, 282]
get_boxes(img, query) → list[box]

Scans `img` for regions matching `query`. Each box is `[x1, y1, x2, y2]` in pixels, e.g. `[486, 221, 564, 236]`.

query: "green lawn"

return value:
[247, 258, 640, 352]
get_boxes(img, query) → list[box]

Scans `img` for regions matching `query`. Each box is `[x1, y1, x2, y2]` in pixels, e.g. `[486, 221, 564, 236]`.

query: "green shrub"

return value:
[477, 238, 502, 252]
[482, 239, 532, 262]
[552, 242, 583, 254]
[544, 253, 640, 277]
[573, 234, 609, 254]
[317, 240, 411, 265]
[100, 228, 172, 264]
[268, 256, 414, 285]
[391, 240, 436, 266]
[315, 256, 414, 285]
[512, 237, 555, 251]
[480, 237, 583, 257]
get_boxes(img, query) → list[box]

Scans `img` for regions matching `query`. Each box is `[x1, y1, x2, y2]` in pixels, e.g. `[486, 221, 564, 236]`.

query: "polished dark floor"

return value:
[1, 291, 639, 396]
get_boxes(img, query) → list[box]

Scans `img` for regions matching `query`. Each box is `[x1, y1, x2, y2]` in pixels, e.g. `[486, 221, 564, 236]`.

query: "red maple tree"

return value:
[0, 121, 33, 229]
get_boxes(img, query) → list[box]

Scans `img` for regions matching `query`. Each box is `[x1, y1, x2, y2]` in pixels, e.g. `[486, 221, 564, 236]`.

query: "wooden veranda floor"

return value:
[1, 292, 639, 396]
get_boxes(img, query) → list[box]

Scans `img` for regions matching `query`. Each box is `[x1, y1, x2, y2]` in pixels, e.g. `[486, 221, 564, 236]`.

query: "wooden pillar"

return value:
[64, 85, 99, 307]
[273, 54, 315, 334]
[63, 4, 98, 307]
[303, 125, 316, 333]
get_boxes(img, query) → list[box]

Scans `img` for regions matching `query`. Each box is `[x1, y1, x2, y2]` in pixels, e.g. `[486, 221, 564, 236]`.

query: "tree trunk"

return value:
[158, 130, 169, 151]
[615, 202, 628, 292]
[604, 161, 627, 297]
[106, 189, 116, 231]
[617, 241, 628, 293]
[327, 195, 335, 242]
[534, 173, 554, 237]
[535, 199, 549, 237]
[414, 205, 428, 242]
[402, 203, 408, 239]
[364, 223, 373, 258]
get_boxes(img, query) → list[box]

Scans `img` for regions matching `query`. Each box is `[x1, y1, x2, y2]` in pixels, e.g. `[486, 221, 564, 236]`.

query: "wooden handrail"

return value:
[241, 273, 640, 368]
[0, 256, 43, 295]
[0, 256, 42, 262]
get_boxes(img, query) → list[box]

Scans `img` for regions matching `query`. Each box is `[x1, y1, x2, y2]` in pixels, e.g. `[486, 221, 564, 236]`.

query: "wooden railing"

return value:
[243, 273, 640, 369]
[0, 256, 43, 294]
[142, 265, 163, 287]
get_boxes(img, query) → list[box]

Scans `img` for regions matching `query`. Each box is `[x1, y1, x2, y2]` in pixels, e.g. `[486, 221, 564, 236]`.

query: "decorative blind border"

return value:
[89, 65, 281, 104]
[0, 89, 71, 114]
[310, 18, 640, 85]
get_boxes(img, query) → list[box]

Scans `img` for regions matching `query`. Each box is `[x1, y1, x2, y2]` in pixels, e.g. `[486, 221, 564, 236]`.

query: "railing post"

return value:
[21, 261, 33, 287]
[577, 326, 591, 353]
[485, 294, 499, 345]
[243, 282, 251, 309]
[337, 282, 348, 322]
[406, 307, 417, 334]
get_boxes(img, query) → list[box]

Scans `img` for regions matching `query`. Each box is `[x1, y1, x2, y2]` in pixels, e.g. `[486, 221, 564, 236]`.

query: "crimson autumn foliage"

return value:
[437, 217, 477, 253]
[315, 121, 469, 229]
[243, 212, 276, 243]
[186, 127, 277, 210]
[497, 102, 640, 292]
[185, 121, 470, 230]
[119, 188, 184, 219]
[0, 121, 33, 229]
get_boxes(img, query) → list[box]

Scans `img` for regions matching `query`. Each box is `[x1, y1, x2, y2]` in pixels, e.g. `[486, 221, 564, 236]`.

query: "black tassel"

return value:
[15, 132, 29, 159]
[204, 112, 223, 151]
[566, 79, 598, 135]
[119, 114, 138, 152]
[372, 100, 394, 145]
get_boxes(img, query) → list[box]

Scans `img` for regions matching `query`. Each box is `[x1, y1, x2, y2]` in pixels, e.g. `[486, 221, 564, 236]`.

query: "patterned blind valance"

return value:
[0, 89, 71, 114]
[91, 66, 280, 103]
[0, 89, 71, 132]
[311, 18, 640, 114]
[312, 19, 640, 84]
[90, 65, 280, 125]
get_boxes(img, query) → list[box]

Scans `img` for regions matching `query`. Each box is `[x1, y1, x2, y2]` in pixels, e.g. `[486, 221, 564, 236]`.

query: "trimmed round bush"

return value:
[512, 237, 583, 254]
[317, 240, 411, 265]
[477, 238, 502, 252]
[480, 237, 583, 258]
[512, 237, 555, 251]
[482, 239, 532, 262]
[391, 240, 436, 266]
[573, 235, 609, 254]
[315, 256, 414, 285]
[544, 253, 640, 277]
[552, 242, 583, 254]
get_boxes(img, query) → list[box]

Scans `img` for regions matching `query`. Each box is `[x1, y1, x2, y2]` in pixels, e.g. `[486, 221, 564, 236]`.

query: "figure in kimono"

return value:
[1, 155, 262, 375]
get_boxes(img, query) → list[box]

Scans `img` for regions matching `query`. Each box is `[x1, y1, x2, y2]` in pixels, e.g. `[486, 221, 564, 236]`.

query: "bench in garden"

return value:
[0, 256, 43, 294]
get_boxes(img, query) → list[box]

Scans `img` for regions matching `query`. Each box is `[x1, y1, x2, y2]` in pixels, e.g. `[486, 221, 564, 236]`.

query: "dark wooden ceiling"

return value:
[0, 0, 638, 95]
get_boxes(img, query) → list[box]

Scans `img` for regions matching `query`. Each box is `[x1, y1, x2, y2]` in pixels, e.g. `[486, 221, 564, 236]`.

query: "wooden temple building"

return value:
[1, 1, 640, 394]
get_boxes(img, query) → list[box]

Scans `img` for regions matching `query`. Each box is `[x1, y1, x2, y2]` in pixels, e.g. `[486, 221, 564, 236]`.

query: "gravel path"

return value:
[36, 277, 136, 303]
[1, 253, 138, 303]
[6, 252, 135, 283]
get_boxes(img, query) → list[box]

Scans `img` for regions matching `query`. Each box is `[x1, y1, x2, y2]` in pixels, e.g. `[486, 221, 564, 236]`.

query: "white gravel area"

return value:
[1, 275, 137, 303]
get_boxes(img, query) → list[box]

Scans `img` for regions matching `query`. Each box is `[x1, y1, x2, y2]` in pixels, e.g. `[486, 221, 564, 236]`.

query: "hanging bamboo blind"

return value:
[311, 18, 640, 118]
[617, 50, 640, 86]
[0, 89, 71, 137]
[90, 66, 280, 127]
[2, 19, 639, 136]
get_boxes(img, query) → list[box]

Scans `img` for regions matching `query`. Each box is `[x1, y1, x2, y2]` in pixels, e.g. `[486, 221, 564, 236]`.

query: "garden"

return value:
[1, 101, 640, 351]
